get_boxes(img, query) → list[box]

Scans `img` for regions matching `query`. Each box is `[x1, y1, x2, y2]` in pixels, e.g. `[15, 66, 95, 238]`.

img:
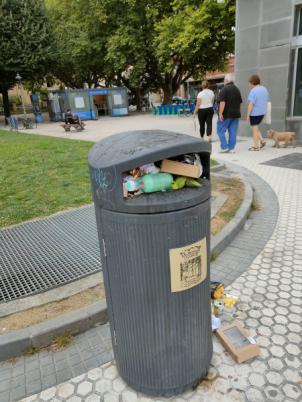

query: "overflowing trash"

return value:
[210, 282, 259, 363]
[216, 321, 260, 363]
[123, 154, 204, 198]
[210, 281, 240, 320]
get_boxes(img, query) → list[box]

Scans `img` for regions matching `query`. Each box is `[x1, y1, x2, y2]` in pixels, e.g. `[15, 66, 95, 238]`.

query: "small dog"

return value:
[267, 129, 296, 148]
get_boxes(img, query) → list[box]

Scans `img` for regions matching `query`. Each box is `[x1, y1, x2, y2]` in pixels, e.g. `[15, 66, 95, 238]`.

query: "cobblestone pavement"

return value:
[17, 140, 302, 401]
[0, 324, 113, 402]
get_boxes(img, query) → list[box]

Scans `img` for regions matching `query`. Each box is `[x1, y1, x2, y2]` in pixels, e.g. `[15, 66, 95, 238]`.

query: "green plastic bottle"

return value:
[140, 173, 173, 193]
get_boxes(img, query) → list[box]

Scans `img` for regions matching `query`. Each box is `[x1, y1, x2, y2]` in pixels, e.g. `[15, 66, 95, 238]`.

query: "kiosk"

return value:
[48, 87, 129, 121]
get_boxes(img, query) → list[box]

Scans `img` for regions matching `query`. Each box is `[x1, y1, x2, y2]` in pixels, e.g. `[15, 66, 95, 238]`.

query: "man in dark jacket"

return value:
[217, 74, 242, 153]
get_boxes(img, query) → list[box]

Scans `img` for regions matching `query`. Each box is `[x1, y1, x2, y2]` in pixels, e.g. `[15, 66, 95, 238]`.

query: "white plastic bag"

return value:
[264, 102, 272, 125]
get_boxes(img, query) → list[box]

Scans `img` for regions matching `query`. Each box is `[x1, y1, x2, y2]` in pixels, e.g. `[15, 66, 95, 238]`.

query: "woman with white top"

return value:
[194, 80, 215, 141]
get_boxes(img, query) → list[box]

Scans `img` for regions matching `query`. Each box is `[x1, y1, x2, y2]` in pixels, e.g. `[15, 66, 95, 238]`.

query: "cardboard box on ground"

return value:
[216, 321, 260, 363]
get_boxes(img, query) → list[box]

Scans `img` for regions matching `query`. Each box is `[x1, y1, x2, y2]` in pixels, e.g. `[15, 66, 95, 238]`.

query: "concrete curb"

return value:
[211, 171, 254, 257]
[0, 167, 252, 362]
[211, 161, 226, 173]
[0, 301, 108, 361]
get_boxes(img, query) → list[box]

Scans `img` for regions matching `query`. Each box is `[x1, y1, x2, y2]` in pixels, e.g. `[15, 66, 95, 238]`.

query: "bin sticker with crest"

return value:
[169, 238, 207, 292]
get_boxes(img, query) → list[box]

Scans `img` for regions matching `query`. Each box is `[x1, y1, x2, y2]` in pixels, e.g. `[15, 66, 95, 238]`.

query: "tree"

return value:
[0, 0, 54, 119]
[46, 0, 110, 89]
[153, 0, 235, 103]
[103, 0, 235, 104]
[104, 0, 163, 109]
[44, 0, 235, 106]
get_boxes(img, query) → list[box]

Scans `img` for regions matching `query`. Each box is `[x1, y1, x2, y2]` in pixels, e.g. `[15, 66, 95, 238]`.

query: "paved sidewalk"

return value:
[0, 324, 113, 402]
[17, 141, 302, 401]
[0, 166, 275, 402]
[0, 113, 216, 143]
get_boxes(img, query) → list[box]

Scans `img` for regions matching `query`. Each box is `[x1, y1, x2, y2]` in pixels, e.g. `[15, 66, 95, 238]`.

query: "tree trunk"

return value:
[162, 86, 173, 104]
[2, 88, 10, 123]
[135, 88, 142, 111]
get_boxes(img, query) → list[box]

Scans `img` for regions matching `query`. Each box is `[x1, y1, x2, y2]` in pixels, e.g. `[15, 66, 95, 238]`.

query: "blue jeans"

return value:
[217, 118, 239, 150]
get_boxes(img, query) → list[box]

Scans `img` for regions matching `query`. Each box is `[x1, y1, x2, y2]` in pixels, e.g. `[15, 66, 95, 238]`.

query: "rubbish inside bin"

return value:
[123, 173, 173, 196]
[161, 153, 203, 178]
[122, 153, 205, 198]
[140, 163, 160, 175]
[171, 176, 201, 190]
[141, 173, 173, 193]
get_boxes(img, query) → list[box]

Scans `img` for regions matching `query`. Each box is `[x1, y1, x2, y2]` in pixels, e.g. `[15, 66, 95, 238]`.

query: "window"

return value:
[294, 49, 302, 115]
[290, 6, 302, 116]
[74, 96, 85, 109]
[294, 6, 302, 36]
[299, 8, 302, 35]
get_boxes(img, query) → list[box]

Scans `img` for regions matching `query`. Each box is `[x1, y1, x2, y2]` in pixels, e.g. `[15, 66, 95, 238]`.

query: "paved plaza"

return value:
[1, 113, 213, 142]
[1, 115, 301, 401]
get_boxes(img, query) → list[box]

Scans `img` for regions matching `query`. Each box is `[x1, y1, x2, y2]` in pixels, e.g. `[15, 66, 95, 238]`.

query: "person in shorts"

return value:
[246, 75, 270, 151]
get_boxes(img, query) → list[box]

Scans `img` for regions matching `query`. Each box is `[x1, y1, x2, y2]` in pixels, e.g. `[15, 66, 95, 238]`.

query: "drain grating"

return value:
[261, 152, 302, 171]
[0, 206, 101, 303]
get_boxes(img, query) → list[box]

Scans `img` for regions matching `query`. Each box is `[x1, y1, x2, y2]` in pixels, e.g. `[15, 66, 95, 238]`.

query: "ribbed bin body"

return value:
[89, 130, 212, 397]
[97, 201, 212, 396]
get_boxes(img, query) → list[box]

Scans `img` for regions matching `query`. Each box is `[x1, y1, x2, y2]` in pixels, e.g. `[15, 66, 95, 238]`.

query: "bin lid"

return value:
[89, 130, 211, 214]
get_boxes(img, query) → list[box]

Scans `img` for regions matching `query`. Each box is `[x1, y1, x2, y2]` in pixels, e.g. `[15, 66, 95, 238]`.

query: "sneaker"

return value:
[219, 148, 229, 153]
[229, 149, 235, 153]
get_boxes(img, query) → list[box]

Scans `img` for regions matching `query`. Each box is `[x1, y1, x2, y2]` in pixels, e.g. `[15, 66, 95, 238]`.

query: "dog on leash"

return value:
[267, 129, 296, 148]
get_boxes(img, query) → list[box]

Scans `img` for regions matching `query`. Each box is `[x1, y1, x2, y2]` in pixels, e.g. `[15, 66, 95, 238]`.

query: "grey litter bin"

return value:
[88, 130, 213, 396]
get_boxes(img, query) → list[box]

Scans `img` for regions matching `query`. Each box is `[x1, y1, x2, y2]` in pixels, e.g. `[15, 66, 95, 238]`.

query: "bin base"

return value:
[119, 370, 210, 397]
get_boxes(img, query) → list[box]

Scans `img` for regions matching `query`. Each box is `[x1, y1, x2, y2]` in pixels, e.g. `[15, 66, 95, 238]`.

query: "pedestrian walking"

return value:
[194, 80, 215, 142]
[217, 73, 242, 153]
[246, 74, 270, 151]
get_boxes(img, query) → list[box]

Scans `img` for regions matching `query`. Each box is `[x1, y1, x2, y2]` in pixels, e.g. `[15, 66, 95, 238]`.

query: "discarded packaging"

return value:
[210, 282, 225, 300]
[216, 321, 260, 363]
[161, 159, 201, 179]
[171, 176, 201, 190]
[211, 314, 221, 331]
[141, 173, 173, 193]
[140, 163, 160, 175]
[171, 176, 187, 190]
[123, 153, 205, 198]
[124, 176, 141, 192]
[130, 167, 141, 179]
[223, 294, 239, 310]
[213, 299, 224, 317]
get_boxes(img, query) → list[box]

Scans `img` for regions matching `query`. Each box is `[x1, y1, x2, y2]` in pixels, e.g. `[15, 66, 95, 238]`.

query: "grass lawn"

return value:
[1, 129, 220, 228]
[0, 130, 94, 228]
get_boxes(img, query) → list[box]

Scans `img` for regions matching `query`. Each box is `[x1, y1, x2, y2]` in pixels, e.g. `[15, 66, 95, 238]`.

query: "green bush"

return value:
[9, 95, 22, 106]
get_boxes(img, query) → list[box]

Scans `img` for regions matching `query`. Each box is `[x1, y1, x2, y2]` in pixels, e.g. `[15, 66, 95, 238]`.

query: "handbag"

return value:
[264, 102, 272, 125]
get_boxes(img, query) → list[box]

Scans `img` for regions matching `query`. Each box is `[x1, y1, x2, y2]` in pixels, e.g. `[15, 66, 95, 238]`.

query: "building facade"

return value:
[236, 0, 302, 139]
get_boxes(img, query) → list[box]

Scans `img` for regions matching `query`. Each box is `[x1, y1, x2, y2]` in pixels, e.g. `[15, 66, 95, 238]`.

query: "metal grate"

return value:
[261, 153, 302, 170]
[0, 206, 101, 303]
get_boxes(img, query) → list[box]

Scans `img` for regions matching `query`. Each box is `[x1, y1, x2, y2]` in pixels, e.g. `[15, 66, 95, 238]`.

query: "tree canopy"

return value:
[46, 0, 110, 88]
[47, 0, 235, 103]
[154, 0, 235, 102]
[1, 0, 235, 112]
[0, 0, 54, 116]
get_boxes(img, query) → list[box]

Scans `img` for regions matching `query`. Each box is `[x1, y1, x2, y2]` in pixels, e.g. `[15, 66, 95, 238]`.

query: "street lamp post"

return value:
[15, 73, 27, 118]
